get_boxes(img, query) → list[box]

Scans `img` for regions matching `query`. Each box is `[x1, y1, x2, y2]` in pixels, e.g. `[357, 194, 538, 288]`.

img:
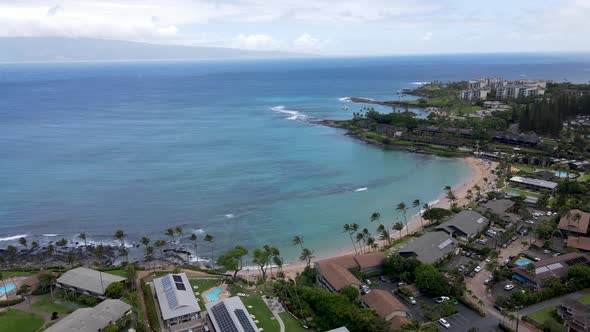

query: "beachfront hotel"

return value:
[459, 77, 547, 100]
[153, 272, 204, 332]
[55, 267, 126, 299]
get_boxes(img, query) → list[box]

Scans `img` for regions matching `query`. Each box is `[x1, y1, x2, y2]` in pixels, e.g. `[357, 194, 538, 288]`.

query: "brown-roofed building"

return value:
[558, 210, 590, 235]
[566, 236, 590, 252]
[315, 252, 386, 293]
[511, 253, 590, 288]
[558, 299, 590, 332]
[362, 289, 410, 329]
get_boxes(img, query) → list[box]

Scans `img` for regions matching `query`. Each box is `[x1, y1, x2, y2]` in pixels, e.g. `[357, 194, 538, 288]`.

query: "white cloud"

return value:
[232, 34, 281, 50]
[420, 32, 433, 41]
[293, 33, 320, 50]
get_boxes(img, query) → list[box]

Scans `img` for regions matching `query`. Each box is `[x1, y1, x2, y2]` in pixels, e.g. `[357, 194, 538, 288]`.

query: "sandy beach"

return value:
[239, 156, 498, 281]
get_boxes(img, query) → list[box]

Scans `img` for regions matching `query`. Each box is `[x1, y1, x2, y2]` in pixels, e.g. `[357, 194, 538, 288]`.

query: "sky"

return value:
[1, 0, 589, 56]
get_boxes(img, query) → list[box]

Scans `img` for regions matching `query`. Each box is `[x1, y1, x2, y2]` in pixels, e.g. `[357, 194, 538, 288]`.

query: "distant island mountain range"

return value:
[0, 37, 309, 63]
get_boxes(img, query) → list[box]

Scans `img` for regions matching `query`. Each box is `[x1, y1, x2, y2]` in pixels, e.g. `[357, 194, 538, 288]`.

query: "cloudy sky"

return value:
[1, 0, 589, 55]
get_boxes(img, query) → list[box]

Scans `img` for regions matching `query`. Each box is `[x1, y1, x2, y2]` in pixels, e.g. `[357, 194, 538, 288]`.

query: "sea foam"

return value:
[339, 97, 352, 102]
[271, 105, 307, 121]
[224, 214, 235, 219]
[0, 234, 27, 242]
[354, 187, 368, 192]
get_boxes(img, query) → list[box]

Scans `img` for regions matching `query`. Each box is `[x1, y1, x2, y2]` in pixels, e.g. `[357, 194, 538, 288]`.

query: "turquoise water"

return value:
[0, 283, 16, 295]
[1, 55, 589, 260]
[554, 171, 569, 178]
[206, 287, 223, 302]
[515, 258, 533, 266]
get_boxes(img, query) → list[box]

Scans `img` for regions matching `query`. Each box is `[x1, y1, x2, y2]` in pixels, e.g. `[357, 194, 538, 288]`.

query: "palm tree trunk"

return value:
[348, 234, 357, 254]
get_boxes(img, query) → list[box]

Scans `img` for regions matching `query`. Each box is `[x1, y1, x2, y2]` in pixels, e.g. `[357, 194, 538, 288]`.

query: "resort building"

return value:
[361, 289, 410, 329]
[492, 132, 540, 147]
[558, 209, 590, 236]
[511, 253, 590, 288]
[56, 267, 126, 299]
[204, 296, 258, 332]
[398, 231, 457, 264]
[558, 299, 590, 332]
[459, 88, 490, 100]
[315, 252, 386, 292]
[153, 272, 204, 332]
[509, 176, 558, 192]
[45, 299, 131, 332]
[478, 199, 521, 225]
[435, 210, 489, 242]
[566, 236, 590, 252]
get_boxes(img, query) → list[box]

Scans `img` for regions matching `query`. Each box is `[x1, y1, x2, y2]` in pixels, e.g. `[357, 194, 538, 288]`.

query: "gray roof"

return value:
[436, 210, 489, 239]
[153, 272, 201, 321]
[57, 267, 126, 295]
[205, 296, 258, 332]
[45, 299, 131, 332]
[327, 328, 351, 332]
[478, 199, 515, 215]
[398, 231, 456, 264]
[510, 176, 558, 190]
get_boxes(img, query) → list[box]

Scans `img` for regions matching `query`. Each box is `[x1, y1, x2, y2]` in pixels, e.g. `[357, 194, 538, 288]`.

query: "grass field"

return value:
[279, 312, 308, 332]
[0, 310, 44, 332]
[502, 187, 544, 198]
[577, 295, 590, 304]
[513, 164, 536, 174]
[0, 271, 34, 278]
[32, 296, 74, 314]
[527, 307, 565, 332]
[577, 173, 590, 182]
[240, 295, 280, 332]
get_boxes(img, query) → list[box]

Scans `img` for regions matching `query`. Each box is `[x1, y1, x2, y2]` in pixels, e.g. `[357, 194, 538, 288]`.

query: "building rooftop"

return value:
[479, 199, 515, 215]
[398, 231, 456, 264]
[435, 210, 489, 239]
[512, 253, 590, 285]
[315, 252, 385, 291]
[326, 328, 351, 332]
[56, 267, 126, 296]
[45, 299, 131, 332]
[153, 273, 201, 321]
[558, 209, 590, 235]
[509, 176, 558, 190]
[534, 170, 556, 181]
[566, 236, 590, 251]
[362, 289, 408, 318]
[205, 296, 258, 332]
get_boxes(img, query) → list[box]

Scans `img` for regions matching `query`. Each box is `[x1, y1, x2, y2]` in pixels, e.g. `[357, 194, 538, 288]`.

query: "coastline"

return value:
[242, 156, 498, 280]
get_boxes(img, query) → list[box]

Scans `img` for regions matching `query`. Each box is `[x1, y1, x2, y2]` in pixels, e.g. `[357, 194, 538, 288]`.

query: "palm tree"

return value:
[47, 244, 55, 256]
[370, 212, 382, 226]
[119, 247, 129, 263]
[189, 233, 199, 261]
[140, 236, 150, 247]
[204, 234, 214, 263]
[292, 235, 305, 251]
[413, 199, 425, 231]
[299, 248, 314, 267]
[393, 222, 404, 240]
[396, 202, 409, 236]
[342, 224, 358, 254]
[401, 319, 436, 332]
[175, 226, 183, 241]
[31, 241, 39, 250]
[366, 237, 376, 252]
[444, 185, 457, 206]
[355, 232, 366, 254]
[78, 233, 88, 246]
[146, 246, 154, 261]
[155, 240, 166, 258]
[113, 230, 126, 247]
[165, 228, 175, 243]
[18, 237, 27, 249]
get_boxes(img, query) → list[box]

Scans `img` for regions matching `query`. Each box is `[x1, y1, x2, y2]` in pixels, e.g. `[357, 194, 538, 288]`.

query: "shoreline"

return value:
[243, 156, 498, 280]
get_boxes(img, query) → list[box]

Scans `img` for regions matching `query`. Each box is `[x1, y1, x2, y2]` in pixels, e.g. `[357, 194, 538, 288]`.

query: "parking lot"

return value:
[367, 278, 501, 332]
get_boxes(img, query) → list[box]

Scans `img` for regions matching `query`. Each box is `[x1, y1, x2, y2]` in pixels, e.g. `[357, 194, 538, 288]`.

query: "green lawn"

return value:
[241, 295, 280, 332]
[502, 187, 544, 198]
[577, 173, 590, 182]
[0, 310, 44, 332]
[102, 269, 130, 278]
[527, 307, 565, 332]
[0, 271, 34, 278]
[513, 164, 536, 174]
[188, 278, 224, 302]
[577, 295, 590, 304]
[279, 311, 308, 332]
[32, 296, 74, 314]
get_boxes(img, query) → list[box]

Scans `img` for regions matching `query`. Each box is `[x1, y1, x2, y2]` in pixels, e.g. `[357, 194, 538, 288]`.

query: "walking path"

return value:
[262, 295, 285, 332]
[518, 291, 586, 316]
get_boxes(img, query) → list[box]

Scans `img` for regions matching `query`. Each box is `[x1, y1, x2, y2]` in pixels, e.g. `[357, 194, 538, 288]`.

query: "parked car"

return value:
[458, 265, 465, 272]
[525, 220, 535, 224]
[485, 258, 491, 263]
[408, 296, 416, 305]
[504, 284, 515, 291]
[365, 279, 372, 285]
[434, 296, 450, 304]
[511, 236, 518, 241]
[501, 243, 508, 248]
[474, 266, 482, 273]
[484, 275, 494, 285]
[534, 257, 541, 261]
[398, 281, 407, 287]
[380, 276, 388, 282]
[543, 249, 551, 254]
[439, 318, 451, 329]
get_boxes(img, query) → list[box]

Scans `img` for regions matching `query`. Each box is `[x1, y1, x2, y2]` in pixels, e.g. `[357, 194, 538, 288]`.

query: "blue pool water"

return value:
[515, 258, 533, 266]
[205, 287, 223, 302]
[0, 283, 16, 295]
[555, 171, 569, 178]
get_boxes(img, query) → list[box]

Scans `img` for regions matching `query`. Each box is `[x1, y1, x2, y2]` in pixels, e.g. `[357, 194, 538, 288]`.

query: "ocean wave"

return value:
[0, 234, 27, 242]
[354, 187, 368, 192]
[224, 214, 235, 219]
[270, 105, 307, 121]
[42, 234, 59, 237]
[339, 97, 352, 102]
[191, 228, 205, 235]
[412, 81, 430, 85]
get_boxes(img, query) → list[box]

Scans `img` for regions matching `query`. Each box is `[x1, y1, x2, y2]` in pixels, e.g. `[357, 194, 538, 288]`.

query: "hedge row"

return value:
[0, 297, 24, 307]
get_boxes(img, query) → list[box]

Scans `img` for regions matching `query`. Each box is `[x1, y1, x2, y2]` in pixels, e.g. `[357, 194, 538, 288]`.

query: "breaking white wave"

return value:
[354, 187, 368, 192]
[412, 81, 430, 85]
[224, 214, 235, 219]
[0, 234, 27, 242]
[339, 97, 352, 102]
[42, 234, 59, 237]
[192, 228, 205, 235]
[271, 105, 307, 121]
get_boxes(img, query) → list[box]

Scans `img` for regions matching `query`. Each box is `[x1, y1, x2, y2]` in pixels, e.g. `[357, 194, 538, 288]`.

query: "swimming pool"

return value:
[555, 171, 569, 178]
[205, 287, 223, 302]
[515, 258, 533, 266]
[0, 283, 16, 295]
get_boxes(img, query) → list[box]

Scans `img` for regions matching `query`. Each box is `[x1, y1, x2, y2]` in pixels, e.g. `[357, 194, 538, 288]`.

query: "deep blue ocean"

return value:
[1, 54, 590, 261]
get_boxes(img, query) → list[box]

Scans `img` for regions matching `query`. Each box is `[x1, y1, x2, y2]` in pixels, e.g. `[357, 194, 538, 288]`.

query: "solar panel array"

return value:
[476, 217, 486, 224]
[170, 274, 187, 291]
[438, 239, 453, 249]
[235, 309, 257, 332]
[564, 256, 589, 266]
[211, 302, 240, 332]
[172, 275, 183, 282]
[535, 262, 563, 275]
[162, 276, 179, 309]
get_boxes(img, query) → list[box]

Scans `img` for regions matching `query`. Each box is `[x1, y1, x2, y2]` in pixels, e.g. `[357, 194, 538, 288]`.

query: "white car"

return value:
[474, 266, 482, 273]
[504, 284, 515, 291]
[434, 296, 450, 303]
[408, 296, 416, 305]
[485, 258, 491, 263]
[439, 318, 451, 329]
